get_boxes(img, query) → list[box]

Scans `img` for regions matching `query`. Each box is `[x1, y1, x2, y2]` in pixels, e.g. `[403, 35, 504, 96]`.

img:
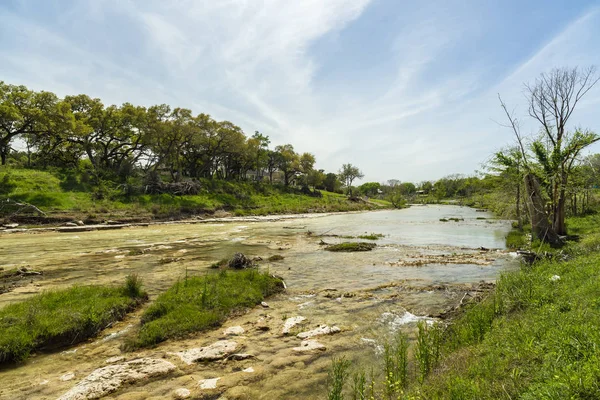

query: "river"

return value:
[0, 205, 517, 399]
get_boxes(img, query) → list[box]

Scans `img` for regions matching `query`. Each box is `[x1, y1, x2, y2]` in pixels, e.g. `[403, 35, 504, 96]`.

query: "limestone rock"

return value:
[58, 358, 176, 400]
[173, 388, 191, 399]
[170, 341, 238, 365]
[199, 377, 220, 389]
[104, 356, 125, 364]
[293, 340, 326, 352]
[282, 316, 306, 335]
[223, 326, 245, 336]
[297, 325, 341, 339]
[60, 372, 75, 381]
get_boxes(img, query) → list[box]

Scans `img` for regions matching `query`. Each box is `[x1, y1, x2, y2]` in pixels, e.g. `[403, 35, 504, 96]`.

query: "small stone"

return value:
[199, 377, 220, 389]
[60, 372, 75, 381]
[282, 316, 306, 335]
[169, 341, 238, 365]
[242, 367, 255, 373]
[173, 388, 191, 399]
[293, 340, 326, 352]
[550, 275, 561, 281]
[105, 356, 125, 364]
[76, 221, 85, 226]
[256, 317, 270, 331]
[64, 222, 78, 227]
[39, 380, 49, 385]
[297, 325, 341, 339]
[261, 301, 269, 308]
[223, 326, 245, 336]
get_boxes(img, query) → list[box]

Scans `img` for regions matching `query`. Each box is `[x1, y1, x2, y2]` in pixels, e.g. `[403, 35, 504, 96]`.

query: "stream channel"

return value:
[0, 205, 517, 399]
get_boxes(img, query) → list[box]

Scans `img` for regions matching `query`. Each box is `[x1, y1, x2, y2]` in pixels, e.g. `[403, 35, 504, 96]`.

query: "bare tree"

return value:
[526, 66, 600, 235]
[498, 66, 599, 243]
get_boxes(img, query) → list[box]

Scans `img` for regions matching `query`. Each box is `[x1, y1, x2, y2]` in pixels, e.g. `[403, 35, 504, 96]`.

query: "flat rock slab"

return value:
[199, 377, 220, 389]
[282, 316, 306, 335]
[170, 340, 238, 365]
[223, 326, 245, 336]
[58, 358, 176, 400]
[297, 325, 341, 339]
[173, 388, 191, 399]
[293, 340, 326, 352]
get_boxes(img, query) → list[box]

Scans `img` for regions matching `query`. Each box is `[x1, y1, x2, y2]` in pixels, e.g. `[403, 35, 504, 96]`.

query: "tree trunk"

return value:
[553, 172, 568, 235]
[524, 173, 561, 245]
[516, 181, 522, 230]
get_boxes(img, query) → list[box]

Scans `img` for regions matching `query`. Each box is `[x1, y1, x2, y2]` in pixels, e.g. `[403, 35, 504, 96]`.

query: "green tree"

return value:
[338, 163, 364, 196]
[323, 172, 341, 192]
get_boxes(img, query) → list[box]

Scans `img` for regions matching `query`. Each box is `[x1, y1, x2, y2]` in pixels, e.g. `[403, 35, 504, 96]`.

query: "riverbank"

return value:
[0, 168, 392, 228]
[325, 211, 600, 399]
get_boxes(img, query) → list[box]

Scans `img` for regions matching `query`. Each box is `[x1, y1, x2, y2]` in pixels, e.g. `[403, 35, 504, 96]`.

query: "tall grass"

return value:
[328, 357, 352, 400]
[0, 275, 146, 364]
[126, 269, 284, 349]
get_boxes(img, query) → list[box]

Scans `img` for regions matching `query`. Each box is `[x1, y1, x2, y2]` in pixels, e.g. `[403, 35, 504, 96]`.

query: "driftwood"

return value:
[0, 198, 46, 221]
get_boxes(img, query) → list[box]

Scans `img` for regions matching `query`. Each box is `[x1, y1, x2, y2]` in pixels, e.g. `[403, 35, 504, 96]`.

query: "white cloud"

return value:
[1, 1, 599, 183]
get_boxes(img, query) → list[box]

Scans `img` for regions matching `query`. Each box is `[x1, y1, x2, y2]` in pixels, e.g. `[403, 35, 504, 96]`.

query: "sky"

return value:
[1, 0, 600, 184]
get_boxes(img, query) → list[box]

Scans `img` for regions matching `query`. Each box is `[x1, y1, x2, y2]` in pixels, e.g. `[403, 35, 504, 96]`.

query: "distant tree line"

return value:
[0, 81, 372, 196]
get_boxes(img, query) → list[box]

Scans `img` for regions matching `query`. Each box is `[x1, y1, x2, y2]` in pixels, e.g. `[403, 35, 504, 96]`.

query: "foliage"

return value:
[328, 357, 352, 400]
[0, 277, 147, 363]
[127, 269, 284, 348]
[338, 164, 364, 196]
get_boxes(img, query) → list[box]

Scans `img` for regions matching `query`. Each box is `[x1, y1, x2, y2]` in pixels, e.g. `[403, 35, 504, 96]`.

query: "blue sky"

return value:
[1, 0, 599, 183]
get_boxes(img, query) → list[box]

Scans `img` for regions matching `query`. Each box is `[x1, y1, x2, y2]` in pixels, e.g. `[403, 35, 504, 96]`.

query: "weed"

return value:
[328, 356, 351, 400]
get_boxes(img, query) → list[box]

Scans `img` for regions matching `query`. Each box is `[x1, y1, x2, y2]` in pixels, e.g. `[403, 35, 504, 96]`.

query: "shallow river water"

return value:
[0, 205, 517, 399]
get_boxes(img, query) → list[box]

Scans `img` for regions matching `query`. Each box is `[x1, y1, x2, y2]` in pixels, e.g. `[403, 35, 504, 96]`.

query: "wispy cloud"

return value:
[0, 0, 599, 182]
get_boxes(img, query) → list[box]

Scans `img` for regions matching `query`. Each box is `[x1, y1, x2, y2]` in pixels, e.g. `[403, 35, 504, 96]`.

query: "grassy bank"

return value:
[0, 167, 390, 223]
[126, 269, 284, 349]
[0, 276, 146, 364]
[327, 212, 600, 399]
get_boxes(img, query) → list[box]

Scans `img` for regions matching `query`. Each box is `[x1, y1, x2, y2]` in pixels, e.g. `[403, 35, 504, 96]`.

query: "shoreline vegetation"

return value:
[124, 269, 285, 350]
[0, 167, 392, 228]
[0, 275, 147, 364]
[326, 209, 600, 399]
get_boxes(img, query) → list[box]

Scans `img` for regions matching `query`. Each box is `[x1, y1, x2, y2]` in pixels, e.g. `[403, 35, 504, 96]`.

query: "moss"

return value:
[325, 242, 377, 252]
[267, 254, 285, 261]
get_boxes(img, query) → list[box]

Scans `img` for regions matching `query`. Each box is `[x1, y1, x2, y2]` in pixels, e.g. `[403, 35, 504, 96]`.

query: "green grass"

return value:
[127, 269, 285, 349]
[0, 167, 391, 221]
[408, 212, 600, 399]
[324, 242, 377, 252]
[506, 229, 528, 249]
[326, 211, 600, 399]
[357, 233, 385, 240]
[0, 276, 147, 364]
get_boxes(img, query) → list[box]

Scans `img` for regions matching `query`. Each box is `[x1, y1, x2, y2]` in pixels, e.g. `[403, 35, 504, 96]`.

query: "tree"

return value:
[0, 83, 64, 165]
[323, 172, 341, 192]
[488, 146, 526, 229]
[274, 144, 299, 186]
[526, 66, 600, 235]
[498, 66, 600, 243]
[358, 182, 380, 197]
[338, 163, 364, 196]
[251, 131, 270, 180]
